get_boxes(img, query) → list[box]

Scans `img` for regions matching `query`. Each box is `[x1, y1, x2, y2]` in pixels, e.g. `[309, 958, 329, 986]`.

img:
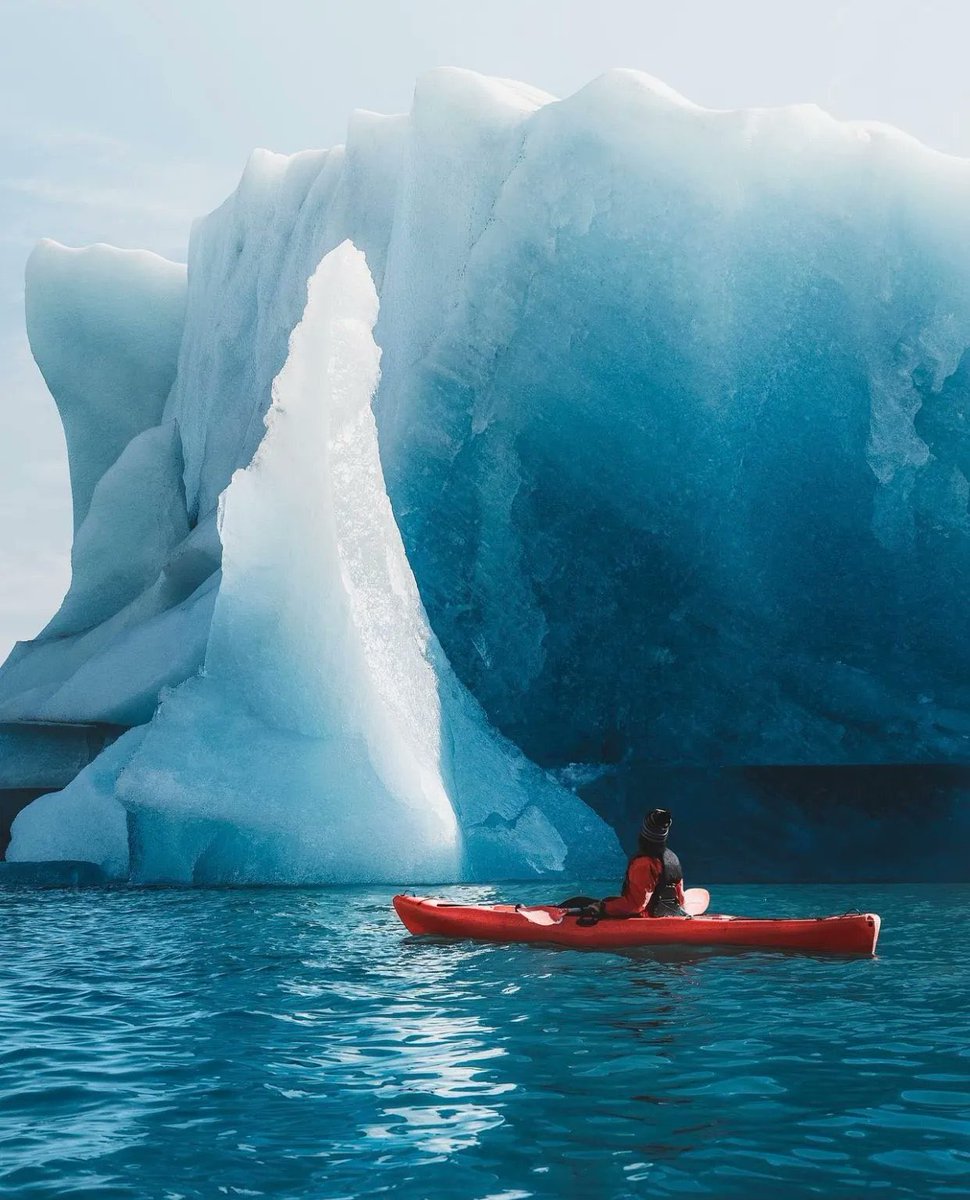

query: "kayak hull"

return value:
[392, 895, 881, 955]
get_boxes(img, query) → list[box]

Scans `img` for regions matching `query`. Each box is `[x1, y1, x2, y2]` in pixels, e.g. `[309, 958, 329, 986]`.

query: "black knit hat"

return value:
[639, 808, 672, 847]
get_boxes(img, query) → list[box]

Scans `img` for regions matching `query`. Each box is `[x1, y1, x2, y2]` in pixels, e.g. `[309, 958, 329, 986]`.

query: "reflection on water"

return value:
[0, 883, 967, 1198]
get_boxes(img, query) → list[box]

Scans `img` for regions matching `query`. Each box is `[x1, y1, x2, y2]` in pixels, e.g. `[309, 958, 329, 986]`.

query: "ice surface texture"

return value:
[376, 71, 970, 770]
[0, 244, 208, 726]
[4, 68, 970, 878]
[9, 244, 620, 882]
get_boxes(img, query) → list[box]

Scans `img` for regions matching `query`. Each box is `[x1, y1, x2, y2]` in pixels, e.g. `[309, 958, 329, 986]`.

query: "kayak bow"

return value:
[392, 895, 881, 955]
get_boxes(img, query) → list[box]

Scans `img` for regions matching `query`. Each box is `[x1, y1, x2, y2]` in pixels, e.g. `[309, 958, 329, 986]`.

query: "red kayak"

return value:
[393, 895, 881, 955]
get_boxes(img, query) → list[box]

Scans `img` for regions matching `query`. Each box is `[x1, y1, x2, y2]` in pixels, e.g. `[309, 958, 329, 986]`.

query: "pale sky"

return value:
[2, 0, 970, 659]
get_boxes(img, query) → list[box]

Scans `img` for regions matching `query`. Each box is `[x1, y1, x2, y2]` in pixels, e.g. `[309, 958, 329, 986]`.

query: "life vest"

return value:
[626, 847, 685, 917]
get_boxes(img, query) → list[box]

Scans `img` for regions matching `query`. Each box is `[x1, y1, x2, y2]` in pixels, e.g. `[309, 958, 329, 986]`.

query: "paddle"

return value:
[683, 887, 710, 916]
[514, 886, 711, 926]
[513, 907, 562, 926]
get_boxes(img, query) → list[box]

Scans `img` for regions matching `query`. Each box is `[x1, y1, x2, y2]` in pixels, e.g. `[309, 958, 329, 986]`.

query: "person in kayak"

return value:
[603, 808, 688, 918]
[560, 808, 688, 920]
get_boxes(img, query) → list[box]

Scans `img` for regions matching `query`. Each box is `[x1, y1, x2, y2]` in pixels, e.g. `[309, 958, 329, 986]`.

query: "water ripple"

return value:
[0, 884, 967, 1198]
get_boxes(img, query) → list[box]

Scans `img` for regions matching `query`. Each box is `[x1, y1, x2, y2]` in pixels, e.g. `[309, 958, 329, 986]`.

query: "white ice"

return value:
[9, 243, 621, 883]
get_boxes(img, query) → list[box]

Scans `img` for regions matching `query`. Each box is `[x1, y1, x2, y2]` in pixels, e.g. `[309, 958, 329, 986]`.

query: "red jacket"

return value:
[602, 855, 686, 918]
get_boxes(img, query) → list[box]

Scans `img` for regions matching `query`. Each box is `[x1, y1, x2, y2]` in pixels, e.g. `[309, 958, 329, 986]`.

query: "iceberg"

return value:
[8, 243, 620, 882]
[376, 71, 970, 772]
[25, 240, 187, 534]
[3, 68, 970, 880]
[0, 243, 209, 727]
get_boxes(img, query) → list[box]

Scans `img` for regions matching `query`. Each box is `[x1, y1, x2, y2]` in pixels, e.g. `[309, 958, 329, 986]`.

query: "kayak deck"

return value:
[393, 895, 881, 955]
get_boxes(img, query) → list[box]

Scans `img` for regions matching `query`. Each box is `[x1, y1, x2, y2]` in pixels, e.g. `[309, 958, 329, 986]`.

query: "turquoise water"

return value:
[1, 883, 967, 1199]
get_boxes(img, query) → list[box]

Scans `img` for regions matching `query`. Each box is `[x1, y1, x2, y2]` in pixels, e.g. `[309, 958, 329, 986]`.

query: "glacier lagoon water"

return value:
[1, 884, 967, 1199]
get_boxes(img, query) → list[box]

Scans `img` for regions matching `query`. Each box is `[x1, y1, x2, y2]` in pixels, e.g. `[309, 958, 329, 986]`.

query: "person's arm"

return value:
[601, 857, 661, 917]
[676, 878, 686, 907]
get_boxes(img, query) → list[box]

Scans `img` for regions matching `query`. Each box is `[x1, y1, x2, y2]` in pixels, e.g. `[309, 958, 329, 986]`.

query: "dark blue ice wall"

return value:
[377, 75, 970, 771]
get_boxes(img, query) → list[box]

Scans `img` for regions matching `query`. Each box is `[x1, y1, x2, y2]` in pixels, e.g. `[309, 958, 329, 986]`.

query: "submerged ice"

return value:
[4, 67, 970, 880]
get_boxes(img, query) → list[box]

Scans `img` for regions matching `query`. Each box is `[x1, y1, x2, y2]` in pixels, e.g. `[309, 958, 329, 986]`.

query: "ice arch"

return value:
[9, 243, 621, 884]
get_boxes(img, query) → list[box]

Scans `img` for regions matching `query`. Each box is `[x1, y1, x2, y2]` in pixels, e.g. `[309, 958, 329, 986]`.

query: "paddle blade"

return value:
[516, 907, 562, 927]
[684, 887, 710, 916]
